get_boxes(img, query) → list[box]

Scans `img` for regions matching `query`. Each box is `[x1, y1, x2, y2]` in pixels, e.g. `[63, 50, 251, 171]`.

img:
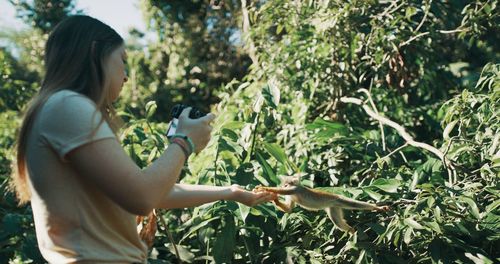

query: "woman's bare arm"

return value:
[156, 183, 277, 209]
[67, 108, 215, 216]
[67, 137, 186, 215]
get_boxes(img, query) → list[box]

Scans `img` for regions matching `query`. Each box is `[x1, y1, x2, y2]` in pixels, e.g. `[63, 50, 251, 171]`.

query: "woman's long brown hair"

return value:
[13, 15, 124, 204]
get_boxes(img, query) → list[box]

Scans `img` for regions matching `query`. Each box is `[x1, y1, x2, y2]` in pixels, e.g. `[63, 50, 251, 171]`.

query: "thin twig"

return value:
[378, 1, 406, 20]
[377, 143, 409, 164]
[392, 198, 417, 206]
[359, 88, 386, 151]
[399, 151, 409, 164]
[399, 32, 430, 47]
[399, 27, 468, 47]
[240, 229, 255, 264]
[438, 28, 467, 34]
[414, 0, 433, 34]
[158, 211, 182, 263]
[365, 1, 405, 55]
[249, 110, 261, 161]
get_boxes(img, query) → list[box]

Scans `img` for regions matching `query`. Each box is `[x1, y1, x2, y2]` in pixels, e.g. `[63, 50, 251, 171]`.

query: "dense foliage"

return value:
[1, 0, 498, 263]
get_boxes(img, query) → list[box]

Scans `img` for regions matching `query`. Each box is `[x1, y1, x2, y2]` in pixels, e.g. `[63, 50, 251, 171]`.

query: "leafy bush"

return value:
[137, 1, 499, 263]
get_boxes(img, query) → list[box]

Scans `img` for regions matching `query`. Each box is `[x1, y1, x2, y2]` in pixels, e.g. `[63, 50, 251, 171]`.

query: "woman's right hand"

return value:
[175, 107, 216, 153]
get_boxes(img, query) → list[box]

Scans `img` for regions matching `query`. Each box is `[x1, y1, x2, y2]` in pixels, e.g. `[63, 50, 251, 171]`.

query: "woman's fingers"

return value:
[231, 185, 277, 207]
[179, 107, 192, 119]
[247, 190, 278, 206]
[176, 109, 215, 153]
[202, 113, 216, 124]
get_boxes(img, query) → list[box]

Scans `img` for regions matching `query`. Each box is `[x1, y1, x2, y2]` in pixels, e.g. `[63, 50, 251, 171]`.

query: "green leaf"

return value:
[404, 218, 424, 230]
[266, 81, 280, 107]
[403, 227, 413, 244]
[145, 101, 157, 118]
[222, 121, 245, 130]
[460, 196, 481, 220]
[218, 137, 243, 154]
[2, 213, 23, 235]
[213, 216, 236, 263]
[434, 206, 442, 222]
[410, 170, 420, 191]
[370, 178, 400, 193]
[180, 217, 220, 244]
[363, 189, 383, 201]
[427, 196, 435, 208]
[429, 238, 442, 263]
[491, 154, 500, 168]
[263, 142, 298, 171]
[133, 127, 146, 141]
[485, 199, 500, 213]
[306, 118, 348, 139]
[426, 221, 442, 234]
[234, 162, 255, 186]
[221, 128, 239, 141]
[464, 253, 494, 264]
[367, 223, 386, 235]
[263, 142, 287, 165]
[277, 24, 283, 34]
[256, 151, 280, 185]
[405, 6, 417, 19]
[146, 146, 159, 163]
[167, 244, 195, 263]
[238, 204, 250, 222]
[421, 158, 441, 173]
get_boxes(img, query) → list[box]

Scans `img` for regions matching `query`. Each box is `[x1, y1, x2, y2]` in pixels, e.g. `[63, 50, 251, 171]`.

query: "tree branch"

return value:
[340, 96, 457, 183]
[340, 97, 445, 159]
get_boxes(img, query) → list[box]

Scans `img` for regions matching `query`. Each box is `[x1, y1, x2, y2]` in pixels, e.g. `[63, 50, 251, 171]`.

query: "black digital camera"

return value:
[170, 104, 207, 119]
[166, 104, 207, 138]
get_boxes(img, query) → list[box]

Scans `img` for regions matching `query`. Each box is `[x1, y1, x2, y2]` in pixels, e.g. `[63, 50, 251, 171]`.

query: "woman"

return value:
[12, 15, 275, 263]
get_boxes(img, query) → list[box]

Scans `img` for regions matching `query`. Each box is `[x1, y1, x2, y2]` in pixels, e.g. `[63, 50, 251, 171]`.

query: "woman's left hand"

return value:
[230, 184, 278, 207]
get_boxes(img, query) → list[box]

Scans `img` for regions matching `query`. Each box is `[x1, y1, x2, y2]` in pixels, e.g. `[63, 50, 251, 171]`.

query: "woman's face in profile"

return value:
[104, 44, 128, 101]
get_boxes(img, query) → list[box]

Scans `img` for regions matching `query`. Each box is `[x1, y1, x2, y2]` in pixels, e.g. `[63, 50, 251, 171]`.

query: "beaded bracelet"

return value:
[169, 133, 195, 154]
[170, 138, 191, 161]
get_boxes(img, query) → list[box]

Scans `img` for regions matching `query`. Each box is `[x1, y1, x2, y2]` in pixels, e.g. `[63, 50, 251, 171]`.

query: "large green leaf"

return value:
[238, 203, 250, 222]
[363, 189, 383, 201]
[459, 196, 481, 220]
[262, 142, 288, 166]
[306, 118, 348, 140]
[234, 162, 255, 186]
[404, 218, 424, 230]
[369, 178, 401, 193]
[145, 101, 157, 118]
[179, 217, 220, 244]
[256, 151, 280, 185]
[213, 216, 236, 263]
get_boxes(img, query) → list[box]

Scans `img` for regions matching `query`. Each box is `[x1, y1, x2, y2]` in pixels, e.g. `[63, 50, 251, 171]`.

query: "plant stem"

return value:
[249, 111, 261, 161]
